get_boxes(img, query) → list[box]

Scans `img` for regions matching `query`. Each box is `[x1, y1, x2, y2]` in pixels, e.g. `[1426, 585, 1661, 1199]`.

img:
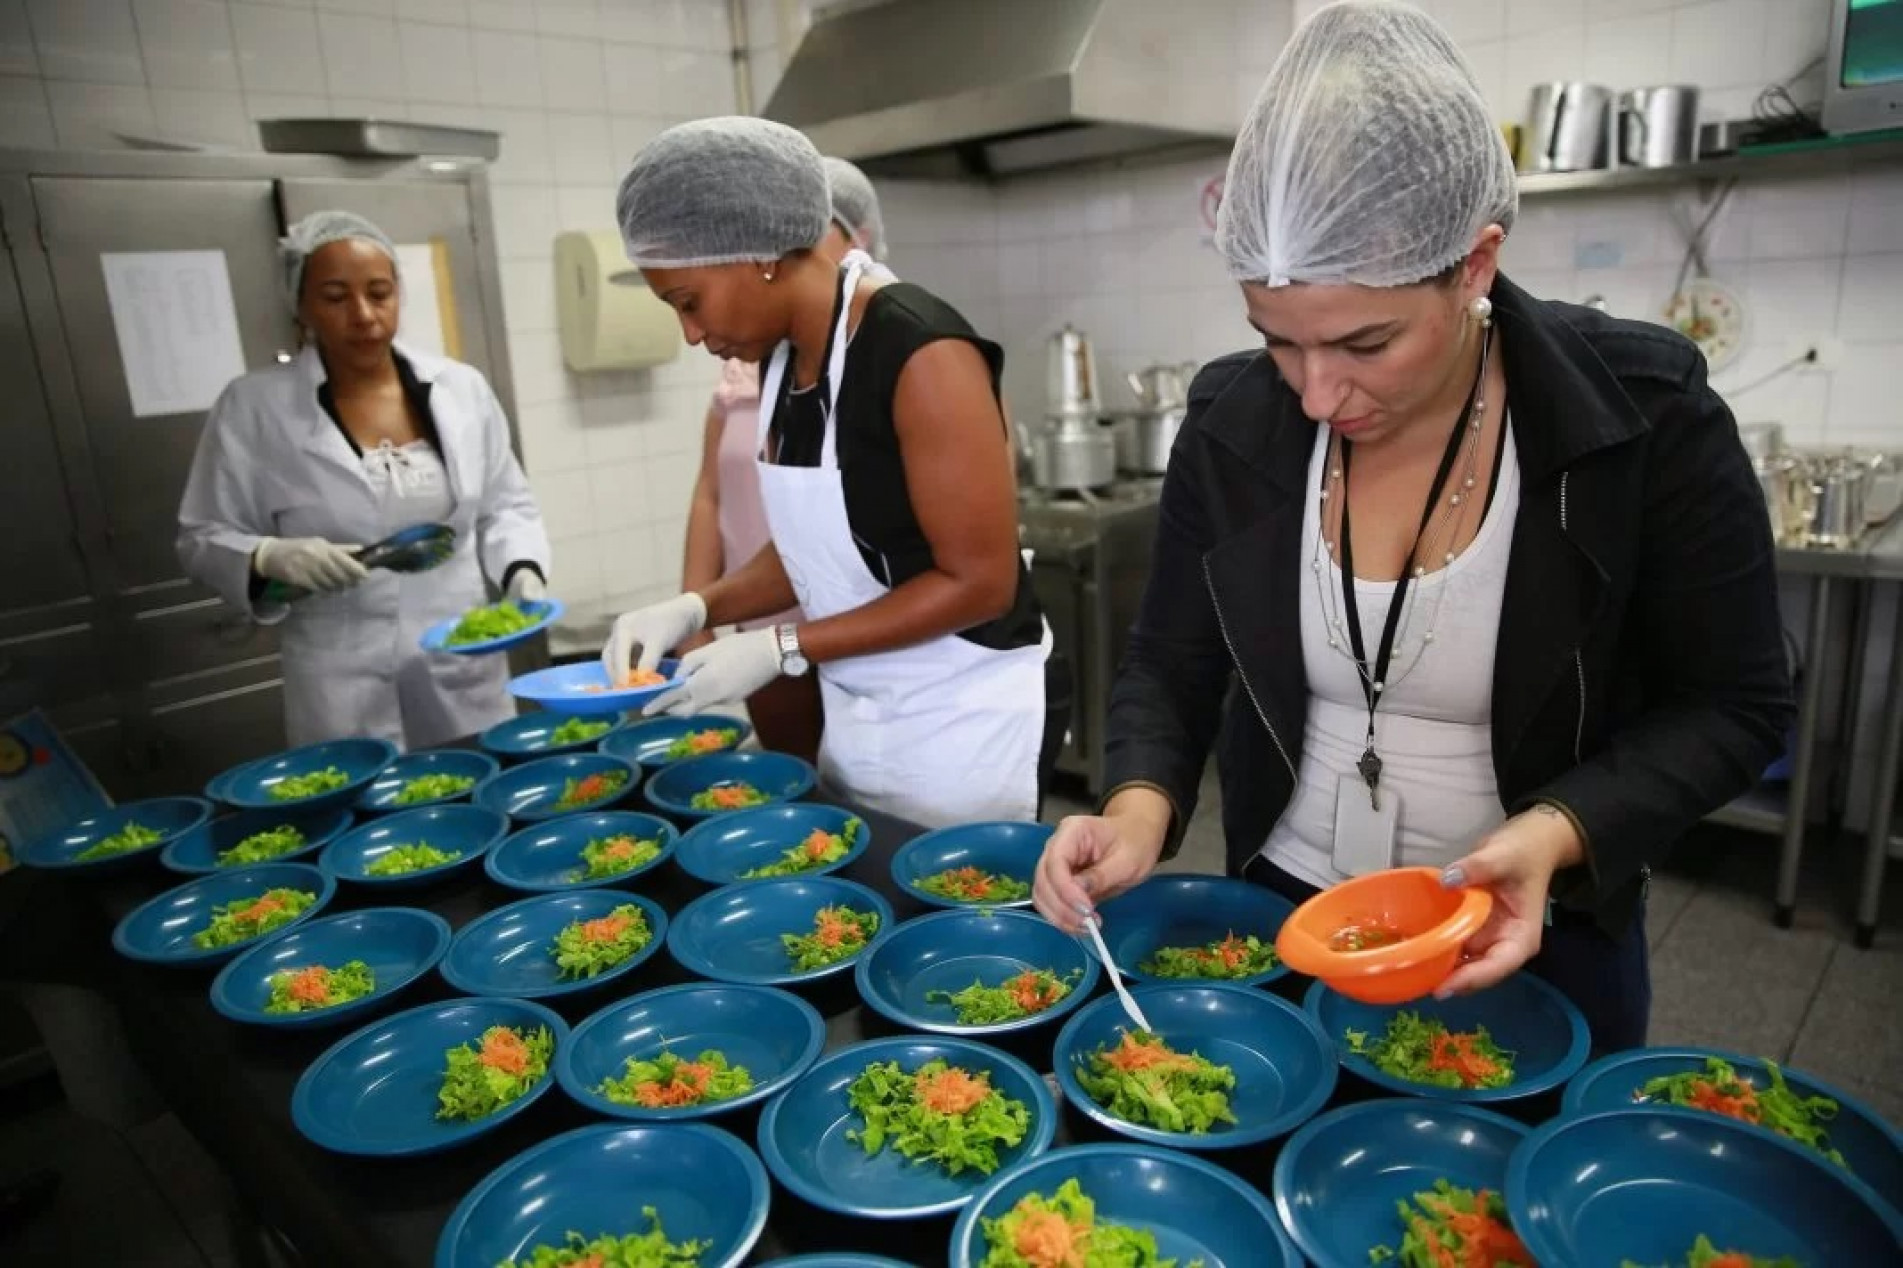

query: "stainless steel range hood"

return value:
[762, 0, 1243, 180]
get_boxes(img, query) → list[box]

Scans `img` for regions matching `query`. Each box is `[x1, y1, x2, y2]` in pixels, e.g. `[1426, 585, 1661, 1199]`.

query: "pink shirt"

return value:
[711, 358, 802, 630]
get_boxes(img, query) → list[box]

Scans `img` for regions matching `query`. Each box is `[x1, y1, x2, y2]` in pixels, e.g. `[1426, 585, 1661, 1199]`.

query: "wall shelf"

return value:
[1519, 129, 1903, 198]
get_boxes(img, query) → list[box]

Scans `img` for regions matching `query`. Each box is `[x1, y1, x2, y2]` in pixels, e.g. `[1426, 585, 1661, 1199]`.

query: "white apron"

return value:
[753, 260, 1048, 827]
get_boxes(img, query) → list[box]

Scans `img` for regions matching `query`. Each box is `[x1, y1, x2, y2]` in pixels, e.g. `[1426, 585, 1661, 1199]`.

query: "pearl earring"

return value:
[1468, 295, 1493, 325]
[762, 270, 774, 283]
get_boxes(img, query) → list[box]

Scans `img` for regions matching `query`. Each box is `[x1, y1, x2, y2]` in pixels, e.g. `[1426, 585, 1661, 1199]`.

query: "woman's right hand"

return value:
[1033, 812, 1168, 934]
[601, 592, 708, 677]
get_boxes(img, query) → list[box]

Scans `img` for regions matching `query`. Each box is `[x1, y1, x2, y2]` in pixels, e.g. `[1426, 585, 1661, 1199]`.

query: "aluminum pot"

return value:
[1522, 82, 1614, 172]
[1618, 86, 1700, 168]
[1032, 416, 1116, 492]
[1115, 406, 1186, 475]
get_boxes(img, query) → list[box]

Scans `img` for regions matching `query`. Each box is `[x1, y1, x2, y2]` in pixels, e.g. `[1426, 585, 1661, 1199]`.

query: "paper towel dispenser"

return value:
[553, 230, 681, 372]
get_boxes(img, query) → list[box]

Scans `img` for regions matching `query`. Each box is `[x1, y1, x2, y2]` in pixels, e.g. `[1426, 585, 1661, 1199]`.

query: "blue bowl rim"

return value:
[643, 751, 819, 818]
[22, 796, 214, 869]
[1052, 982, 1338, 1150]
[674, 803, 871, 886]
[477, 711, 635, 757]
[439, 890, 669, 1000]
[1302, 972, 1592, 1103]
[1098, 873, 1298, 988]
[948, 1140, 1294, 1267]
[432, 1120, 768, 1268]
[207, 906, 453, 1026]
[484, 811, 681, 893]
[291, 995, 569, 1158]
[216, 738, 398, 809]
[419, 597, 565, 656]
[470, 752, 641, 820]
[355, 750, 502, 810]
[755, 1033, 1058, 1221]
[554, 981, 827, 1120]
[317, 803, 510, 884]
[161, 806, 356, 876]
[1270, 1097, 1530, 1268]
[600, 715, 756, 768]
[853, 907, 1103, 1037]
[1505, 1105, 1903, 1265]
[666, 876, 894, 987]
[887, 820, 1052, 911]
[111, 863, 338, 966]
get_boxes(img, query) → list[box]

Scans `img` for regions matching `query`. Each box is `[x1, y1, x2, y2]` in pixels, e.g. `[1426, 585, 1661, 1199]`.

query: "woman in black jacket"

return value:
[1031, 1, 1791, 1052]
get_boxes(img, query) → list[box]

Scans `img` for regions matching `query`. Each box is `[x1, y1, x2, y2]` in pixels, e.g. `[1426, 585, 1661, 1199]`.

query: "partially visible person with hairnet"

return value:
[178, 209, 551, 749]
[671, 154, 896, 764]
[1031, 0, 1789, 1052]
[604, 118, 1062, 828]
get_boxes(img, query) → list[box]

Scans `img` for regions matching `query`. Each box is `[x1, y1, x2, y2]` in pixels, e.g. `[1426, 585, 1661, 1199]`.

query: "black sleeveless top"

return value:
[767, 281, 1043, 653]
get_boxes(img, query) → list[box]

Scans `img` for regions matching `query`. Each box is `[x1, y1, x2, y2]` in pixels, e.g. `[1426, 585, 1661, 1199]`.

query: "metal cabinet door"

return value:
[278, 178, 498, 385]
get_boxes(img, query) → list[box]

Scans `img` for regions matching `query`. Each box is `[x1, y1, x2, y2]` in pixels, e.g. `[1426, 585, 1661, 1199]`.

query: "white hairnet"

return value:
[616, 116, 831, 270]
[823, 156, 888, 262]
[279, 209, 397, 311]
[1215, 0, 1517, 289]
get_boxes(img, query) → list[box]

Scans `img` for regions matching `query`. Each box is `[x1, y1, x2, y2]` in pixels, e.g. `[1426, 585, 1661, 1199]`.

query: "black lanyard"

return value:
[1335, 327, 1490, 807]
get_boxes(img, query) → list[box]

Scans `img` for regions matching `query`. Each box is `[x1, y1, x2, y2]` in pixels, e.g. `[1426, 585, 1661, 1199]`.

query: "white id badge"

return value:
[1332, 776, 1400, 876]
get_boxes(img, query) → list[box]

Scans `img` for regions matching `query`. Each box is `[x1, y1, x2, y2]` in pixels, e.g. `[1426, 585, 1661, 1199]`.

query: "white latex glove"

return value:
[601, 592, 708, 678]
[506, 569, 547, 604]
[645, 628, 783, 717]
[253, 537, 367, 593]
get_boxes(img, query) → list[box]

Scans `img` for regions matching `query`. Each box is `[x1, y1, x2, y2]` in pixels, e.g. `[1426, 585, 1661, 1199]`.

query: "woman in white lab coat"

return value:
[177, 210, 551, 751]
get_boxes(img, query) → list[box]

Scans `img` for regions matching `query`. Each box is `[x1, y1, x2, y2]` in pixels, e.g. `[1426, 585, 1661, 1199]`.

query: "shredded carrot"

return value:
[1414, 1188, 1532, 1268]
[1687, 1077, 1762, 1124]
[802, 829, 836, 859]
[687, 730, 728, 753]
[579, 911, 633, 944]
[1705, 1256, 1754, 1268]
[238, 894, 285, 923]
[1008, 970, 1063, 1013]
[600, 837, 636, 861]
[1428, 1031, 1503, 1087]
[285, 966, 332, 1005]
[632, 1061, 714, 1108]
[1012, 1207, 1089, 1267]
[571, 1256, 606, 1268]
[813, 908, 857, 949]
[915, 1065, 992, 1115]
[478, 1026, 531, 1076]
[1099, 1030, 1200, 1075]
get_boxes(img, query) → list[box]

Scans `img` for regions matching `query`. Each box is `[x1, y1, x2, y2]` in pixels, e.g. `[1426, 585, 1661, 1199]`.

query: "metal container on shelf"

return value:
[1521, 82, 1615, 173]
[1046, 325, 1101, 418]
[1617, 86, 1701, 168]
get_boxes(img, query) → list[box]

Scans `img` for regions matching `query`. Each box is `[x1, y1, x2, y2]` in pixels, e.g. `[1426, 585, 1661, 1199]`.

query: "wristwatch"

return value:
[774, 623, 810, 677]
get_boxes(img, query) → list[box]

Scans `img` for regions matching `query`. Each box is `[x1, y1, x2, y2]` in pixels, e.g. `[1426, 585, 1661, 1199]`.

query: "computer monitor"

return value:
[1823, 0, 1903, 135]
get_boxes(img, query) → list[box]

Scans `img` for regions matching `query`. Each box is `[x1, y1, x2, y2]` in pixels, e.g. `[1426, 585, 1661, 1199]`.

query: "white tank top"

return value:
[1259, 419, 1520, 889]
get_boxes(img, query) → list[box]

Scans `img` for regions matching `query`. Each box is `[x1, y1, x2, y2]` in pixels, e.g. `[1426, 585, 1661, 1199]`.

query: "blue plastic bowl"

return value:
[1053, 984, 1336, 1151]
[472, 753, 639, 822]
[160, 805, 354, 875]
[557, 983, 825, 1121]
[757, 1258, 912, 1268]
[1093, 874, 1296, 989]
[354, 750, 499, 813]
[675, 803, 870, 886]
[601, 715, 755, 770]
[111, 863, 336, 968]
[214, 738, 397, 813]
[1562, 1045, 1903, 1217]
[507, 659, 686, 718]
[20, 797, 212, 871]
[434, 1122, 768, 1268]
[1507, 1107, 1903, 1267]
[319, 804, 508, 888]
[292, 996, 567, 1157]
[441, 890, 668, 1001]
[888, 821, 1050, 911]
[668, 877, 892, 987]
[419, 598, 564, 656]
[1272, 1099, 1528, 1268]
[948, 1143, 1299, 1268]
[485, 811, 679, 894]
[209, 907, 451, 1030]
[1304, 971, 1591, 1104]
[757, 1035, 1056, 1221]
[477, 711, 633, 763]
[643, 752, 816, 821]
[855, 909, 1100, 1039]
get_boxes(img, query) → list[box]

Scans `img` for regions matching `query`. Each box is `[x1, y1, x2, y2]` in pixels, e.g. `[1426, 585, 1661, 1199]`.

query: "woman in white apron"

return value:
[177, 211, 551, 750]
[601, 118, 1050, 828]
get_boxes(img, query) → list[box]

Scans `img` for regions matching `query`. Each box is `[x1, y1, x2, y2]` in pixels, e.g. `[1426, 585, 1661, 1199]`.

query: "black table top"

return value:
[42, 782, 963, 1268]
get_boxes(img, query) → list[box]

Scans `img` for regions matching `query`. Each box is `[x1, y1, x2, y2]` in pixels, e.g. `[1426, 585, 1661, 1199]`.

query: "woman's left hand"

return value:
[1433, 804, 1585, 998]
[645, 628, 781, 717]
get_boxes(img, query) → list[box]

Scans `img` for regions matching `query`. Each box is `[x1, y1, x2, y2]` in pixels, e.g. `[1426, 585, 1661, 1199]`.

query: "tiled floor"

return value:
[3, 776, 1900, 1266]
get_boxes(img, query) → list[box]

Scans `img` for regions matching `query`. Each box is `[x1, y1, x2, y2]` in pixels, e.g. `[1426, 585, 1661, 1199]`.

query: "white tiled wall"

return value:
[2, 0, 738, 621]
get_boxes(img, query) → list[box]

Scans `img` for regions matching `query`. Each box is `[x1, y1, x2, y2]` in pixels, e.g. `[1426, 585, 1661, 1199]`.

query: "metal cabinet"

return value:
[0, 149, 515, 799]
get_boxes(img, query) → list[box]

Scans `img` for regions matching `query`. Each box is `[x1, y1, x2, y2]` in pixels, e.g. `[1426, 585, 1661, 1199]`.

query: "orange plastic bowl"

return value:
[1274, 867, 1492, 1005]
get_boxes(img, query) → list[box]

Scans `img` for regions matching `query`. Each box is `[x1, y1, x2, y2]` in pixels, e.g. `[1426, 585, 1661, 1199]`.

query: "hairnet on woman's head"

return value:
[616, 116, 832, 270]
[823, 156, 888, 261]
[1215, 0, 1517, 289]
[279, 209, 397, 311]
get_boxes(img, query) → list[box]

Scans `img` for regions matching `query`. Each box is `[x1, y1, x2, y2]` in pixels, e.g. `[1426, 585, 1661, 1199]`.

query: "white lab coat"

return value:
[177, 342, 551, 751]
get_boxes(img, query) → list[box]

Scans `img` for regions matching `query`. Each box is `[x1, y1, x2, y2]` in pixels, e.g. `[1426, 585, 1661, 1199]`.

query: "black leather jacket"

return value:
[1101, 275, 1793, 936]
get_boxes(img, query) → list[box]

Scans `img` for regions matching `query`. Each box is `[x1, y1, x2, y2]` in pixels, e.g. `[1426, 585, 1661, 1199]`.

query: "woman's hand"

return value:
[1433, 803, 1585, 997]
[1032, 795, 1172, 933]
